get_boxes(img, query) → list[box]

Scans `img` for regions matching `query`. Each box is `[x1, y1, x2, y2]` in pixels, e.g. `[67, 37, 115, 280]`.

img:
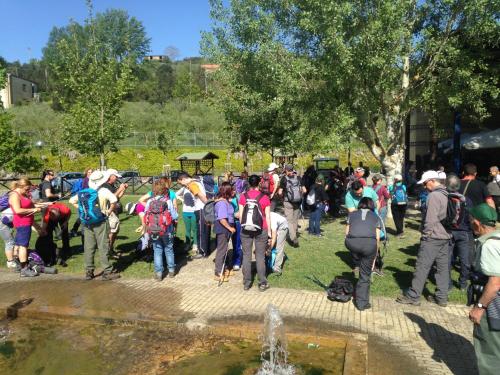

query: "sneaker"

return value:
[168, 270, 176, 278]
[102, 272, 121, 281]
[20, 268, 38, 278]
[85, 270, 95, 280]
[192, 244, 198, 252]
[395, 294, 420, 306]
[233, 265, 241, 271]
[426, 295, 447, 307]
[154, 272, 163, 282]
[258, 283, 270, 292]
[6, 260, 17, 269]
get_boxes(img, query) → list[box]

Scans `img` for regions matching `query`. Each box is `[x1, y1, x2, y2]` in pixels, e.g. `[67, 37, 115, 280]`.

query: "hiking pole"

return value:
[218, 233, 231, 287]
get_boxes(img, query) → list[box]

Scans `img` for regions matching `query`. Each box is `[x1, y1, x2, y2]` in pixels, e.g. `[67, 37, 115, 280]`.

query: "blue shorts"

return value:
[14, 225, 32, 247]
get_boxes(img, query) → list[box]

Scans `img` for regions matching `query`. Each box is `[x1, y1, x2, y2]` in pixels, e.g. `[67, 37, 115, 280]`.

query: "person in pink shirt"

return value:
[9, 178, 46, 277]
[372, 174, 390, 223]
[238, 175, 271, 291]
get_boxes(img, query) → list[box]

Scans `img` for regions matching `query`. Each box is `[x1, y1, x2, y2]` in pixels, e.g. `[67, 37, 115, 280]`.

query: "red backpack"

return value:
[260, 172, 275, 196]
[145, 197, 172, 239]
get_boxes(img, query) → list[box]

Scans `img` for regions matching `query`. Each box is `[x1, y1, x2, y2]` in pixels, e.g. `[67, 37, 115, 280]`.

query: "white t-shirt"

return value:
[270, 212, 288, 231]
[272, 173, 280, 194]
[176, 187, 196, 214]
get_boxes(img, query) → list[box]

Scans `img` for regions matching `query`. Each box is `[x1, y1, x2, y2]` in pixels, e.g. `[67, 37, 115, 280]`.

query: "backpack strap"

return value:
[255, 192, 265, 203]
[462, 179, 472, 196]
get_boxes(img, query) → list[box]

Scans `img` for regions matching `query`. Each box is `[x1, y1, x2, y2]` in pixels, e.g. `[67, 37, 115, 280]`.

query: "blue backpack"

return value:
[71, 178, 84, 196]
[392, 185, 408, 205]
[78, 188, 106, 226]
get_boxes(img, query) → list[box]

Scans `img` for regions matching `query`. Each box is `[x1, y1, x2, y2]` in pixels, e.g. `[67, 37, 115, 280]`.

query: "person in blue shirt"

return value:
[230, 190, 242, 271]
[214, 182, 236, 281]
[345, 180, 380, 213]
[388, 174, 408, 238]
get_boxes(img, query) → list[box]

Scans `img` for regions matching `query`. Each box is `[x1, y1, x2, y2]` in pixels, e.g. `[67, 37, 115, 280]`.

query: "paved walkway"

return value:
[0, 255, 477, 375]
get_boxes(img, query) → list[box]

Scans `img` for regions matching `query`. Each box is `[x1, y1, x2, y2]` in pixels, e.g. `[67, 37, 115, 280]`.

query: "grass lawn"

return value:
[0, 196, 467, 304]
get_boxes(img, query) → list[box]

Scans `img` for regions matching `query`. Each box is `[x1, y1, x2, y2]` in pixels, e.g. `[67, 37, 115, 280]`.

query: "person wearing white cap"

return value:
[101, 169, 128, 257]
[396, 170, 452, 307]
[263, 163, 280, 212]
[388, 174, 408, 238]
[69, 170, 120, 281]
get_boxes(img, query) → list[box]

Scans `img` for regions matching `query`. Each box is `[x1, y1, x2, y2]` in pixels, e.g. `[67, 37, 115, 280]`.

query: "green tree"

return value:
[0, 64, 41, 173]
[50, 2, 136, 169]
[204, 0, 499, 175]
[172, 63, 204, 103]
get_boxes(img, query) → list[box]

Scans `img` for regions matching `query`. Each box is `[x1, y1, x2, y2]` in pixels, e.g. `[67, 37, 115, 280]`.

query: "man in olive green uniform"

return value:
[468, 204, 500, 375]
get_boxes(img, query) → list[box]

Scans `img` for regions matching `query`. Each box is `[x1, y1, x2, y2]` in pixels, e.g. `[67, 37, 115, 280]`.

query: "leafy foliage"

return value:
[49, 2, 137, 168]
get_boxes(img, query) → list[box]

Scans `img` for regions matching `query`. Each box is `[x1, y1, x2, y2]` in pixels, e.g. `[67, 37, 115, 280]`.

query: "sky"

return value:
[0, 0, 213, 63]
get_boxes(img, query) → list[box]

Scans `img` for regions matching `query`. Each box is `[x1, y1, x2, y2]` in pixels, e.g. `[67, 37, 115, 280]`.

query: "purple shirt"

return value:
[214, 199, 234, 235]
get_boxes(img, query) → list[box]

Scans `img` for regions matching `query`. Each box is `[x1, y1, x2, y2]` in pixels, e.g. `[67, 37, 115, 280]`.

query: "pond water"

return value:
[0, 318, 345, 375]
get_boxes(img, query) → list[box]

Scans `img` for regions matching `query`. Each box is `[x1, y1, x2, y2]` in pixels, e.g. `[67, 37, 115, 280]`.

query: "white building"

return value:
[0, 73, 38, 108]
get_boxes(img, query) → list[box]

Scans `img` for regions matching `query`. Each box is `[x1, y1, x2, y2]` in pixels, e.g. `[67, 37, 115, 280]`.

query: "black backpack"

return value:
[440, 190, 466, 230]
[326, 277, 354, 303]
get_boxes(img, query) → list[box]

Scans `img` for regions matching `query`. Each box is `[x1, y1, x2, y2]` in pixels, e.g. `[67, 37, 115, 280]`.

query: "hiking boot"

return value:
[258, 283, 270, 292]
[243, 284, 251, 291]
[396, 294, 420, 306]
[20, 268, 38, 278]
[154, 272, 163, 282]
[426, 295, 447, 307]
[6, 260, 17, 269]
[102, 272, 121, 281]
[85, 270, 94, 280]
[109, 250, 120, 260]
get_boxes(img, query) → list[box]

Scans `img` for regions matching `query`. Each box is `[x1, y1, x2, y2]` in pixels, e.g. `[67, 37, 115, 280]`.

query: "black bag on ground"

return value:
[326, 277, 354, 303]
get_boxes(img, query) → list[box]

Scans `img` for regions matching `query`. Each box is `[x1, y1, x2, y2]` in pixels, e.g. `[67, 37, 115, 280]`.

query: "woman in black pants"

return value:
[345, 197, 380, 311]
[389, 174, 408, 238]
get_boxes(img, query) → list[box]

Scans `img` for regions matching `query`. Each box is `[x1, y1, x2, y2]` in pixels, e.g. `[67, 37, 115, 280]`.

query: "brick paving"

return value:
[0, 254, 478, 375]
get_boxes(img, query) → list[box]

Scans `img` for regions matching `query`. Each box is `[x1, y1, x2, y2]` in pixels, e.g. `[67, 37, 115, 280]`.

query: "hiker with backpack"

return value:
[460, 163, 496, 209]
[445, 174, 473, 290]
[372, 174, 390, 223]
[143, 181, 178, 281]
[278, 165, 306, 247]
[36, 203, 72, 267]
[306, 174, 328, 237]
[213, 182, 236, 282]
[69, 170, 120, 281]
[177, 172, 210, 258]
[388, 174, 408, 238]
[396, 170, 452, 307]
[345, 197, 380, 311]
[176, 185, 199, 254]
[239, 174, 272, 291]
[0, 196, 15, 269]
[261, 163, 280, 212]
[466, 203, 500, 375]
[8, 178, 47, 277]
[70, 167, 94, 238]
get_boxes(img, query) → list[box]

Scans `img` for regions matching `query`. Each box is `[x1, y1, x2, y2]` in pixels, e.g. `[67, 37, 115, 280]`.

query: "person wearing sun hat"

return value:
[396, 170, 452, 307]
[265, 162, 281, 212]
[69, 170, 120, 281]
[467, 203, 500, 374]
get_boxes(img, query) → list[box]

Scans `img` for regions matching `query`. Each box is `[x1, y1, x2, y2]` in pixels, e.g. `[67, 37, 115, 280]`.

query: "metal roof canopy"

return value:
[176, 152, 219, 176]
[313, 157, 341, 171]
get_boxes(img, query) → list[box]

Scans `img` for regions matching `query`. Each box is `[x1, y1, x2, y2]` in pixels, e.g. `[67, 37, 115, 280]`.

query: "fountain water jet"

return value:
[257, 304, 295, 375]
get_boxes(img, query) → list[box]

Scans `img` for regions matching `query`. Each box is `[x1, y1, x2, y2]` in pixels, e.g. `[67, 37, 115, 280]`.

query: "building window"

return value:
[22, 84, 27, 92]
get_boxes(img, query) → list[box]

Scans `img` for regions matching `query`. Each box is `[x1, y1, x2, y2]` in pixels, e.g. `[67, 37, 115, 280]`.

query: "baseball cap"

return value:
[106, 169, 122, 178]
[267, 162, 279, 172]
[284, 164, 294, 171]
[417, 170, 440, 184]
[394, 174, 403, 181]
[469, 203, 498, 227]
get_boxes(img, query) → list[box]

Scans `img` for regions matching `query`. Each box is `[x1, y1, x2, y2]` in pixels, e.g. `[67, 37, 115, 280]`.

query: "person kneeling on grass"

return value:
[344, 197, 380, 311]
[269, 211, 288, 275]
[143, 181, 178, 281]
[214, 182, 236, 282]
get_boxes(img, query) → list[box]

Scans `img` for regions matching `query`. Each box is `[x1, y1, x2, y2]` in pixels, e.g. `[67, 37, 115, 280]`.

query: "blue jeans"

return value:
[309, 203, 324, 235]
[379, 206, 387, 224]
[152, 233, 175, 274]
[449, 230, 473, 288]
[231, 220, 242, 267]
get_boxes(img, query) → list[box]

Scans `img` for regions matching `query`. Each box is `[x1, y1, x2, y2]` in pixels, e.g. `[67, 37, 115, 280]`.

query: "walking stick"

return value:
[218, 233, 231, 287]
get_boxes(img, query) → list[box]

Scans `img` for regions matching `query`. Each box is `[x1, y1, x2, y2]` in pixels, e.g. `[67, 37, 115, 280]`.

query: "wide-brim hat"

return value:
[107, 168, 122, 178]
[267, 162, 279, 172]
[89, 170, 109, 189]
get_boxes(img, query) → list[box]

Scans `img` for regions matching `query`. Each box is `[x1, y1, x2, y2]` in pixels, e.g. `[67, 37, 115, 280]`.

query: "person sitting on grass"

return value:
[344, 197, 380, 311]
[214, 182, 236, 282]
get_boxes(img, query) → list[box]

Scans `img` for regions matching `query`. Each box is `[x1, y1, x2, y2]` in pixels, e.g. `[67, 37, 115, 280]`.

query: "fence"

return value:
[17, 131, 233, 149]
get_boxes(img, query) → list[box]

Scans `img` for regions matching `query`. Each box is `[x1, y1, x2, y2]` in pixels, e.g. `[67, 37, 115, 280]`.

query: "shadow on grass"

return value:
[335, 250, 354, 269]
[405, 312, 478, 375]
[384, 266, 413, 291]
[398, 243, 419, 257]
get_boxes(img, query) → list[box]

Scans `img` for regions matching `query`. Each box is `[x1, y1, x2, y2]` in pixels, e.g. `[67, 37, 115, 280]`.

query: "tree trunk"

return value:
[381, 147, 405, 183]
[100, 153, 106, 170]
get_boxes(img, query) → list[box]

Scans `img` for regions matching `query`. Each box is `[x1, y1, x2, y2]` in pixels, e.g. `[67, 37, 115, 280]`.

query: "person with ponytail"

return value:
[8, 178, 47, 277]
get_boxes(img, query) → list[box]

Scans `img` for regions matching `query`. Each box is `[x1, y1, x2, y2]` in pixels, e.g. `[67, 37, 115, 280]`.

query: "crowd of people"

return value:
[0, 160, 499, 372]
